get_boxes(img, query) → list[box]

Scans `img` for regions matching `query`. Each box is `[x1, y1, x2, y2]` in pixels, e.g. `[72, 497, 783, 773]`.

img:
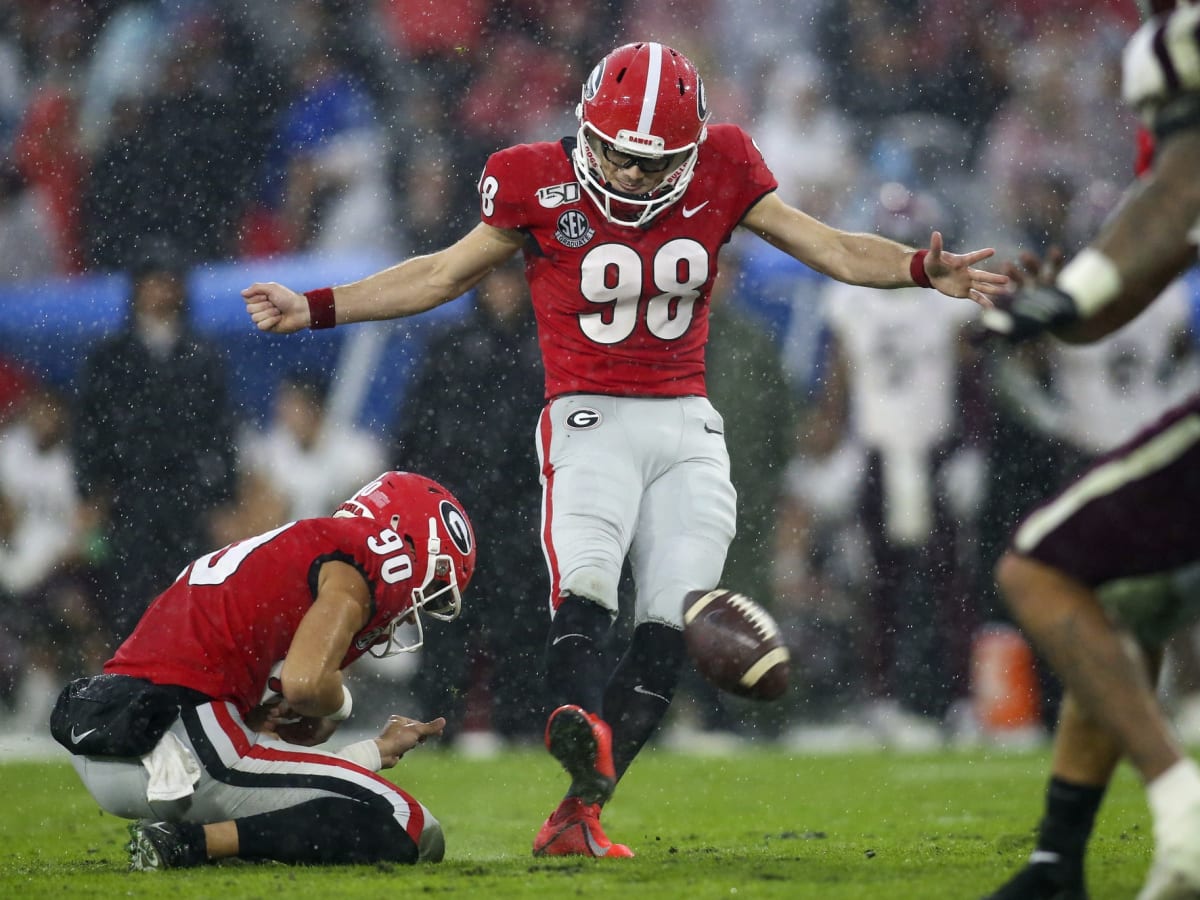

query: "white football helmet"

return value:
[335, 471, 475, 656]
[1122, 1, 1200, 127]
[573, 41, 710, 227]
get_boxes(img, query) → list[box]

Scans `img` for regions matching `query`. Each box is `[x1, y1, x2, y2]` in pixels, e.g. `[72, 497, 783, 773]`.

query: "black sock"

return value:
[1035, 776, 1106, 879]
[236, 797, 418, 865]
[544, 595, 612, 712]
[603, 622, 687, 779]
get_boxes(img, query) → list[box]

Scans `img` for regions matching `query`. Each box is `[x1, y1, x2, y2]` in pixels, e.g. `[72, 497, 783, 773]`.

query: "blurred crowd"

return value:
[4, 0, 1200, 753]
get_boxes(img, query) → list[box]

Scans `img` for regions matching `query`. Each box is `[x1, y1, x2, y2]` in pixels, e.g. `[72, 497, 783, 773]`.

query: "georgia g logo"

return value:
[565, 408, 602, 430]
[440, 501, 473, 556]
[583, 60, 605, 101]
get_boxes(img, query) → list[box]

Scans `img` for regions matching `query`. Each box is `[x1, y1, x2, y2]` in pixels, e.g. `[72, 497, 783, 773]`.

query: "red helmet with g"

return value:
[573, 41, 710, 227]
[335, 471, 475, 656]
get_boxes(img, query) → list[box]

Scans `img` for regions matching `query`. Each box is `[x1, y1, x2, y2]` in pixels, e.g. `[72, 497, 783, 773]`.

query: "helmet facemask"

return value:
[333, 471, 474, 659]
[366, 516, 464, 658]
[572, 126, 700, 227]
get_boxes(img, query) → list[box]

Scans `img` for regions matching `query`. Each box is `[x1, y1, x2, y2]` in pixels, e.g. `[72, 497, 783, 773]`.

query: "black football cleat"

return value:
[982, 855, 1087, 900]
[127, 820, 208, 871]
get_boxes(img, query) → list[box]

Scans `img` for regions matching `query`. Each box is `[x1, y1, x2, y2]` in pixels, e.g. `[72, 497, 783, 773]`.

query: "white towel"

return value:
[141, 732, 201, 802]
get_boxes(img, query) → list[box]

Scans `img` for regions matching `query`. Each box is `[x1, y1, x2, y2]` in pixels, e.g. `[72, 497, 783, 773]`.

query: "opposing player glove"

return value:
[979, 282, 1081, 344]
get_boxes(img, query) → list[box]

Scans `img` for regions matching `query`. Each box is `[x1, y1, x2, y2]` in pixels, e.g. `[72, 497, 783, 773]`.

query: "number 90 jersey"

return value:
[479, 123, 777, 400]
[105, 517, 420, 714]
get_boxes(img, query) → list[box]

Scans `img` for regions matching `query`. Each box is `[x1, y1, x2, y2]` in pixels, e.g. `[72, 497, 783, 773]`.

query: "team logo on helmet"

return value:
[566, 407, 602, 430]
[583, 60, 604, 102]
[696, 75, 709, 124]
[555, 209, 594, 248]
[439, 500, 473, 556]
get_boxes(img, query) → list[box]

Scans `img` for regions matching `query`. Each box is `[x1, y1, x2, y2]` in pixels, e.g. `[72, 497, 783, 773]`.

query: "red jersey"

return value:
[479, 123, 777, 400]
[106, 517, 420, 714]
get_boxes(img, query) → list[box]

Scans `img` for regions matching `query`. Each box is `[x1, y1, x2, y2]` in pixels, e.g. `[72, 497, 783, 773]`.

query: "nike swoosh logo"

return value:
[584, 825, 610, 857]
[70, 726, 97, 744]
[703, 424, 723, 435]
[633, 684, 669, 702]
[1028, 850, 1062, 865]
[552, 632, 585, 646]
[681, 202, 709, 218]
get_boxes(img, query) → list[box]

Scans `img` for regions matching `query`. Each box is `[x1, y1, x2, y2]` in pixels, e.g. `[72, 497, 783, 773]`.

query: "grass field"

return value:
[0, 743, 1155, 899]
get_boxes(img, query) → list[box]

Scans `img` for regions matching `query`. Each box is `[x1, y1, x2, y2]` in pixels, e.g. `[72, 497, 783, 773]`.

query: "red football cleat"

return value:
[544, 704, 616, 805]
[532, 797, 634, 858]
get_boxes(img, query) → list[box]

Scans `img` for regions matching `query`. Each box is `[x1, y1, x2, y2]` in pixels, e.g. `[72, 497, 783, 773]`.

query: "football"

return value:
[682, 589, 790, 701]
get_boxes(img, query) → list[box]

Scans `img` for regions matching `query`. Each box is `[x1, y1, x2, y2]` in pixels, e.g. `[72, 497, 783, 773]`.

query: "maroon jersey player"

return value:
[979, 4, 1200, 898]
[244, 41, 1007, 857]
[55, 471, 474, 870]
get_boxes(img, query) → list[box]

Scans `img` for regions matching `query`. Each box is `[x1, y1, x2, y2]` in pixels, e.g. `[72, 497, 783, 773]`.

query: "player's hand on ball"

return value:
[375, 715, 446, 768]
[273, 710, 340, 748]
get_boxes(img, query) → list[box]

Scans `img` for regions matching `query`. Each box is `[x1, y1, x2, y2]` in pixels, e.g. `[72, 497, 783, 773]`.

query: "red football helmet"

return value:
[335, 471, 476, 656]
[573, 41, 710, 227]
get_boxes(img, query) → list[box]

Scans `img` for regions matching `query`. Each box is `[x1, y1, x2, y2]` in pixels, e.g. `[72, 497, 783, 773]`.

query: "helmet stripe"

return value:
[638, 42, 664, 134]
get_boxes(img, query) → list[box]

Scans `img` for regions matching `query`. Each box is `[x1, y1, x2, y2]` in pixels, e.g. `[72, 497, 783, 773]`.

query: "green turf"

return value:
[0, 745, 1155, 898]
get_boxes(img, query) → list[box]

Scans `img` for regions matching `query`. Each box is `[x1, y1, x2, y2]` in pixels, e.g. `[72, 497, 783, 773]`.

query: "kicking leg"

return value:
[602, 621, 688, 780]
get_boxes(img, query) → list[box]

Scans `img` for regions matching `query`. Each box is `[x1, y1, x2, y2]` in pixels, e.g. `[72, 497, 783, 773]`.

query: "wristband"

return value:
[304, 287, 336, 330]
[338, 739, 382, 772]
[1055, 248, 1122, 317]
[909, 249, 932, 288]
[328, 684, 353, 722]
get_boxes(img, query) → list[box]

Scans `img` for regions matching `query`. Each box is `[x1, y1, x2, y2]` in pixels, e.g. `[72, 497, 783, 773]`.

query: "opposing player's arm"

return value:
[278, 560, 372, 718]
[740, 192, 1005, 305]
[1060, 130, 1200, 343]
[242, 223, 525, 333]
[982, 130, 1200, 345]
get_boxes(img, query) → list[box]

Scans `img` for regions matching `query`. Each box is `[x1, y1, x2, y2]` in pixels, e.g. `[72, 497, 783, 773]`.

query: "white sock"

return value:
[1148, 758, 1200, 845]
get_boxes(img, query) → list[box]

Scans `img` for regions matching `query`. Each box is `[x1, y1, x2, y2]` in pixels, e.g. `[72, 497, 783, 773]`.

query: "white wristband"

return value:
[1056, 248, 1123, 317]
[338, 739, 382, 772]
[328, 685, 353, 722]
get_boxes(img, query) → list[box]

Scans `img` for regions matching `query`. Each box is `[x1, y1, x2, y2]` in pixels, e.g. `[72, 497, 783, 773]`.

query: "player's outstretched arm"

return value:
[740, 193, 1007, 306]
[241, 223, 525, 333]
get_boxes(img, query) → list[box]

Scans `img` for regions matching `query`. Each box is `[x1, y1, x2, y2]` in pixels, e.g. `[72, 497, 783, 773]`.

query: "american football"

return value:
[682, 589, 790, 701]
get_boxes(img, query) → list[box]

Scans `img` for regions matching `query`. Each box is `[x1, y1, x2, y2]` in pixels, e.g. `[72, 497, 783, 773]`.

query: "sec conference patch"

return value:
[555, 210, 594, 248]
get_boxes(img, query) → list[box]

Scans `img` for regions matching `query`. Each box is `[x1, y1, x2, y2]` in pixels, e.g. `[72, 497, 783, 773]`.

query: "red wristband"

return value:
[304, 287, 336, 330]
[909, 250, 932, 289]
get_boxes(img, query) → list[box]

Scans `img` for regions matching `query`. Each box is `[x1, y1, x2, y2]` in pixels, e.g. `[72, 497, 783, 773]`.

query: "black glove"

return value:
[979, 282, 1081, 343]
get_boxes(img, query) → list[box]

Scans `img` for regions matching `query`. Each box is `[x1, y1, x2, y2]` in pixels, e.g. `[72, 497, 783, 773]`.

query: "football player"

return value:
[979, 4, 1200, 898]
[54, 471, 474, 869]
[243, 41, 1008, 857]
